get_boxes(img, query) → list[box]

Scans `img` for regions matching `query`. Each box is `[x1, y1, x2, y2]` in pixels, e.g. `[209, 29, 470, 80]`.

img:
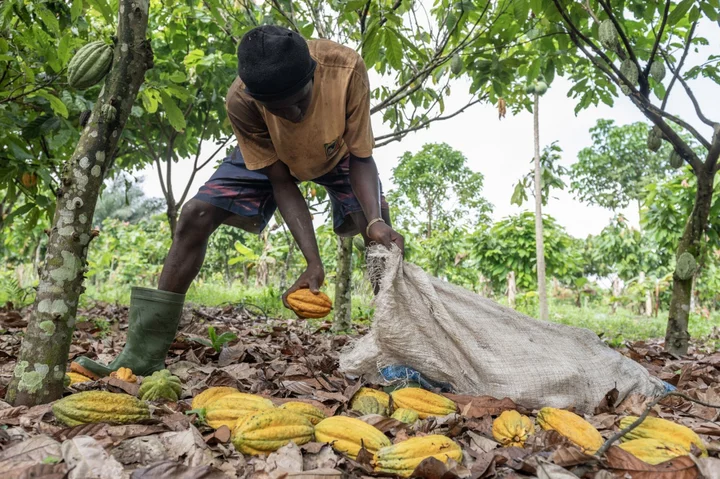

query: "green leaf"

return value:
[362, 24, 381, 67]
[233, 241, 256, 258]
[168, 71, 186, 83]
[158, 90, 186, 131]
[383, 29, 404, 70]
[71, 0, 83, 22]
[190, 337, 213, 348]
[86, 0, 114, 25]
[667, 0, 694, 25]
[184, 49, 205, 68]
[34, 91, 68, 118]
[344, 0, 368, 11]
[140, 89, 159, 114]
[35, 5, 59, 35]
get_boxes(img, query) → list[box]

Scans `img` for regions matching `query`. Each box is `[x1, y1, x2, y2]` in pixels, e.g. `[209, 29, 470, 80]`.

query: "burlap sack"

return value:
[339, 247, 666, 414]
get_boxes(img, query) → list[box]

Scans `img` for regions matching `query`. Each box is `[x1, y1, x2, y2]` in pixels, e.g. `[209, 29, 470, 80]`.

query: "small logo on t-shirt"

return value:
[324, 138, 340, 158]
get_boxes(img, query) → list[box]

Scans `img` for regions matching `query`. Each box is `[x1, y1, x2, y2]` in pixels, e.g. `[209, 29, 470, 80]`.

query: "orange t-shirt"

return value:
[225, 39, 374, 181]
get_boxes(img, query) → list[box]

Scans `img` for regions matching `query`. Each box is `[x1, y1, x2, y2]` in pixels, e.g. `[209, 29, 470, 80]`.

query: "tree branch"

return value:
[643, 0, 671, 80]
[270, 0, 299, 32]
[660, 51, 717, 129]
[360, 0, 371, 35]
[661, 22, 696, 110]
[375, 97, 484, 147]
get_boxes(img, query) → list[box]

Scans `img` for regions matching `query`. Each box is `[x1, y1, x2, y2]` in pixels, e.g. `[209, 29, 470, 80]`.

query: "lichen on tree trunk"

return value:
[665, 168, 715, 355]
[334, 236, 353, 332]
[6, 0, 153, 406]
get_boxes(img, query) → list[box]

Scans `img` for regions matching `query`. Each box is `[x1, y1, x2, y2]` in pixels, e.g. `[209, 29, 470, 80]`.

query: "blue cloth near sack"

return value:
[381, 365, 677, 397]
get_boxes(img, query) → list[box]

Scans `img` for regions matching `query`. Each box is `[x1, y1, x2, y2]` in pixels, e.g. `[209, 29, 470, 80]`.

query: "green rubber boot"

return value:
[73, 287, 185, 377]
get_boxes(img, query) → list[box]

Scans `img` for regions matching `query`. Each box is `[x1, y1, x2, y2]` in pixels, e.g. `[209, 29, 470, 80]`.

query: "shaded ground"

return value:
[0, 301, 719, 478]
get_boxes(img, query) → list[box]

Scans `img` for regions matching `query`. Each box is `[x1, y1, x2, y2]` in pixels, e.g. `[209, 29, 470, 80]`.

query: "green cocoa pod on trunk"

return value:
[650, 61, 666, 82]
[620, 59, 639, 86]
[676, 252, 697, 280]
[669, 150, 683, 169]
[68, 41, 113, 90]
[599, 19, 618, 50]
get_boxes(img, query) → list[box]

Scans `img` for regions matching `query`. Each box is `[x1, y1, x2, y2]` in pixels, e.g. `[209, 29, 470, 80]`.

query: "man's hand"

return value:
[367, 221, 405, 256]
[282, 262, 325, 309]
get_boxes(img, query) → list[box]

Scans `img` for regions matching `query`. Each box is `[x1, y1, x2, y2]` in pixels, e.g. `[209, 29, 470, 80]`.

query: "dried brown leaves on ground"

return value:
[0, 302, 719, 478]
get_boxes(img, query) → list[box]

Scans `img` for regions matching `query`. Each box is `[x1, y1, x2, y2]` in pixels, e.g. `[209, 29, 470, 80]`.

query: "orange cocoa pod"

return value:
[21, 172, 38, 188]
[286, 289, 332, 319]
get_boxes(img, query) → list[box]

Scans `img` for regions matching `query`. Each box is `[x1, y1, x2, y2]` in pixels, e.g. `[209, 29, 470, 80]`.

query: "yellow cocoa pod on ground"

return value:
[352, 396, 387, 416]
[351, 387, 390, 410]
[191, 386, 240, 410]
[537, 407, 603, 453]
[619, 415, 707, 456]
[391, 408, 420, 424]
[390, 388, 457, 419]
[52, 391, 150, 426]
[232, 409, 314, 455]
[279, 401, 326, 425]
[314, 415, 391, 459]
[66, 372, 92, 385]
[286, 289, 332, 319]
[618, 438, 689, 465]
[205, 392, 274, 429]
[373, 435, 463, 478]
[109, 367, 137, 383]
[492, 410, 534, 447]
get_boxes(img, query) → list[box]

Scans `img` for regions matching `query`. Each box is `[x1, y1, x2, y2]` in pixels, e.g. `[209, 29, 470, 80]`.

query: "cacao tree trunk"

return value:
[532, 93, 549, 321]
[167, 202, 178, 238]
[507, 271, 517, 309]
[6, 0, 153, 406]
[334, 236, 353, 332]
[611, 276, 621, 314]
[279, 238, 295, 292]
[666, 168, 715, 355]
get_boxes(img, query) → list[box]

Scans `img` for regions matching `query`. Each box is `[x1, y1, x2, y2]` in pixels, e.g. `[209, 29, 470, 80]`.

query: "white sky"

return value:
[138, 22, 718, 240]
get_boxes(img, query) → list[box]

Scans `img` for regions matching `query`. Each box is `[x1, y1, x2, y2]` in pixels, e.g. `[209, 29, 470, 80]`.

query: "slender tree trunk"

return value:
[532, 93, 549, 321]
[255, 229, 270, 287]
[611, 276, 621, 314]
[654, 280, 660, 318]
[426, 199, 433, 238]
[334, 236, 353, 331]
[279, 239, 295, 292]
[507, 271, 517, 309]
[6, 0, 152, 406]
[666, 168, 715, 355]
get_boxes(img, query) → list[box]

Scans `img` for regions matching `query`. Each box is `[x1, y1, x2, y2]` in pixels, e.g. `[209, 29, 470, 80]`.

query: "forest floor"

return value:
[0, 301, 720, 478]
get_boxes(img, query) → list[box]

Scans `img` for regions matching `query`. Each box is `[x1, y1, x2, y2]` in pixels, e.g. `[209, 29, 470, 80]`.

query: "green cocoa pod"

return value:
[621, 85, 631, 95]
[68, 41, 113, 90]
[647, 127, 662, 152]
[649, 61, 666, 82]
[450, 55, 463, 75]
[620, 59, 639, 86]
[137, 369, 182, 402]
[352, 396, 387, 416]
[676, 252, 697, 280]
[535, 81, 548, 95]
[525, 84, 536, 95]
[599, 19, 618, 49]
[669, 150, 683, 169]
[353, 235, 366, 252]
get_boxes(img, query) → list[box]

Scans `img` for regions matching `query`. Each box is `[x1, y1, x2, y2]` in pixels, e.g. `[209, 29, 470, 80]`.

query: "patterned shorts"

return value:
[193, 146, 389, 236]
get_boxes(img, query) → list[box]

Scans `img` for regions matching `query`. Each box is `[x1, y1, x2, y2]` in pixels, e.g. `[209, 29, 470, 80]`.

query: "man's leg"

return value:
[159, 199, 232, 294]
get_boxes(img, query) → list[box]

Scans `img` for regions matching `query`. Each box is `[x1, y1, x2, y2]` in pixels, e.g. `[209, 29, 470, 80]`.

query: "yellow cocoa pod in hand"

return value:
[618, 438, 689, 465]
[286, 289, 332, 319]
[373, 435, 463, 478]
[536, 407, 603, 453]
[619, 415, 707, 456]
[314, 416, 391, 459]
[232, 409, 314, 455]
[390, 388, 457, 419]
[492, 410, 534, 447]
